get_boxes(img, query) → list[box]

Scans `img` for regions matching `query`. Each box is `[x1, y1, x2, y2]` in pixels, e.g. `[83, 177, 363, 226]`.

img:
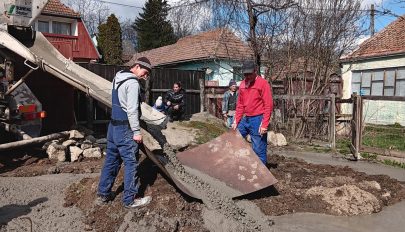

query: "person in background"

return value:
[153, 96, 166, 113]
[165, 82, 185, 122]
[97, 57, 153, 209]
[232, 61, 273, 165]
[0, 67, 6, 93]
[222, 80, 238, 128]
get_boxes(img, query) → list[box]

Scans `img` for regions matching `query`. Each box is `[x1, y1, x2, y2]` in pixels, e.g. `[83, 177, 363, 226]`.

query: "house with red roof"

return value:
[22, 0, 100, 134]
[127, 28, 254, 86]
[34, 0, 99, 62]
[340, 16, 405, 125]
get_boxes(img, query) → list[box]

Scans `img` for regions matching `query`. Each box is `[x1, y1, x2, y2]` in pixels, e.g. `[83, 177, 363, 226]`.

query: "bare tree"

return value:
[260, 0, 366, 138]
[64, 0, 110, 36]
[121, 19, 137, 51]
[172, 0, 366, 139]
[168, 0, 214, 38]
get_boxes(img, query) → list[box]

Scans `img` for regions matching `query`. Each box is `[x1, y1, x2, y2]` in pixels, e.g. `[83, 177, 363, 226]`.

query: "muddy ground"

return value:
[1, 146, 404, 232]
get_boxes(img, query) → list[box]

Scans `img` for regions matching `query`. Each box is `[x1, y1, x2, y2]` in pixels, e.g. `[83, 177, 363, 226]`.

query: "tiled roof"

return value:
[127, 28, 254, 67]
[42, 0, 81, 18]
[343, 15, 405, 60]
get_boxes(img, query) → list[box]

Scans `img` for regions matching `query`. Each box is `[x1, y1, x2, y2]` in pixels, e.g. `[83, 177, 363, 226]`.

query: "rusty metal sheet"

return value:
[176, 130, 278, 198]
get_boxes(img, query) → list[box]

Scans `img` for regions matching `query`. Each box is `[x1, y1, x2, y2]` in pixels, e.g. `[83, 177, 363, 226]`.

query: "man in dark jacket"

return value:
[165, 82, 185, 122]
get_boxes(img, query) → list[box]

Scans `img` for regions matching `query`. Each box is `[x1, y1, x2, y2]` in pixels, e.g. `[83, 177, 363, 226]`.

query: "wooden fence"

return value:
[204, 87, 337, 147]
[147, 68, 205, 116]
[75, 64, 206, 131]
[352, 95, 405, 161]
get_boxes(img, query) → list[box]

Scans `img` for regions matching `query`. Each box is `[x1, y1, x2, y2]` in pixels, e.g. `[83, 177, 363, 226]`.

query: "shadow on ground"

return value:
[0, 197, 48, 225]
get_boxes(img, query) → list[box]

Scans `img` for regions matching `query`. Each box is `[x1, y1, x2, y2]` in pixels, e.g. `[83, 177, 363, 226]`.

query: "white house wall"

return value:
[362, 100, 405, 126]
[174, 60, 242, 86]
[341, 55, 405, 126]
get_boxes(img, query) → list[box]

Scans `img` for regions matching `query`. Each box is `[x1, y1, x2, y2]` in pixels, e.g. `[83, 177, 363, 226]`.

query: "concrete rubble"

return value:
[45, 129, 106, 162]
[69, 146, 83, 162]
[46, 143, 67, 162]
[267, 131, 288, 146]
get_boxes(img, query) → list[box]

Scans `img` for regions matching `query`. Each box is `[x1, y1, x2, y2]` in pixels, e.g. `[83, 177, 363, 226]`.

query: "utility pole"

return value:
[370, 4, 375, 36]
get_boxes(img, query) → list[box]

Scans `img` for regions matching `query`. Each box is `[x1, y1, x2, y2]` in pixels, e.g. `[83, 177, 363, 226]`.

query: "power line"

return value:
[94, 0, 210, 10]
[295, 6, 370, 12]
[96, 0, 143, 9]
[93, 1, 398, 16]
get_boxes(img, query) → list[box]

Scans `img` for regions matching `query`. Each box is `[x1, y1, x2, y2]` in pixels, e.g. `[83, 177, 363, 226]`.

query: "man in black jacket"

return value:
[165, 82, 185, 122]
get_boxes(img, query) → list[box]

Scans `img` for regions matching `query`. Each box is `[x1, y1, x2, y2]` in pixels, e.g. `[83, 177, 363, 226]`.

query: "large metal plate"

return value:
[175, 130, 278, 198]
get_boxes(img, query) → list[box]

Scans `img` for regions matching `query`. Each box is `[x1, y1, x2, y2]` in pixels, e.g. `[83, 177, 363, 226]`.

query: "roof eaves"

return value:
[154, 55, 252, 67]
[340, 51, 405, 64]
[41, 12, 81, 19]
[154, 57, 213, 67]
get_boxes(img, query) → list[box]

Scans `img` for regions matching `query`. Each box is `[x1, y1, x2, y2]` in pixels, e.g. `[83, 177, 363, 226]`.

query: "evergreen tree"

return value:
[134, 0, 177, 52]
[97, 14, 122, 65]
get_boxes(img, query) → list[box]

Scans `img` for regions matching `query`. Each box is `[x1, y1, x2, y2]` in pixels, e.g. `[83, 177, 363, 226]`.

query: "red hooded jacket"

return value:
[235, 76, 273, 128]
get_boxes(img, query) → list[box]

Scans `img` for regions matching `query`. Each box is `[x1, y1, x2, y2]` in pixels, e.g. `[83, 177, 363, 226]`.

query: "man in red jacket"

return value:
[232, 61, 273, 165]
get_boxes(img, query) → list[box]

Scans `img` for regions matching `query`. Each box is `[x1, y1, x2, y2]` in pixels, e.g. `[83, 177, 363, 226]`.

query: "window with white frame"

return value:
[37, 20, 49, 33]
[352, 72, 361, 94]
[352, 68, 405, 96]
[36, 19, 73, 35]
[396, 68, 405, 96]
[52, 21, 71, 35]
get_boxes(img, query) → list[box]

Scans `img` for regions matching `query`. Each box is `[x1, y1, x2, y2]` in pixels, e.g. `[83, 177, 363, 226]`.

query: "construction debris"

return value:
[267, 131, 288, 146]
[45, 130, 106, 162]
[69, 130, 85, 140]
[83, 147, 102, 159]
[46, 143, 67, 162]
[69, 146, 83, 162]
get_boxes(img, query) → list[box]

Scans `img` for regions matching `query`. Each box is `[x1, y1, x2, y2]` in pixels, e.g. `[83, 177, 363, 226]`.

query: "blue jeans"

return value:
[238, 115, 268, 165]
[98, 123, 139, 205]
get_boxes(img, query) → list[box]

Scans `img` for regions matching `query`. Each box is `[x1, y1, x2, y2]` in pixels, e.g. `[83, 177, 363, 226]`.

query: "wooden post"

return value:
[329, 94, 336, 149]
[199, 77, 205, 112]
[145, 78, 151, 105]
[86, 96, 94, 130]
[349, 94, 358, 159]
[351, 94, 362, 160]
[358, 96, 364, 150]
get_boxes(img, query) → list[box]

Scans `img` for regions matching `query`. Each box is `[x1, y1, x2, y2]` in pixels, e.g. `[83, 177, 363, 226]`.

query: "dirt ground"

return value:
[1, 145, 404, 232]
[0, 147, 102, 177]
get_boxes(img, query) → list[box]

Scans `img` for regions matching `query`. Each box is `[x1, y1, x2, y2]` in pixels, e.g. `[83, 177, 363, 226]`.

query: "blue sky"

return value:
[367, 0, 405, 32]
[83, 0, 405, 34]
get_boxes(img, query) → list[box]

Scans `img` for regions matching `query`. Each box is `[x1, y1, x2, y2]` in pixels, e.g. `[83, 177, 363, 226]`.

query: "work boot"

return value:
[124, 196, 152, 209]
[95, 194, 114, 205]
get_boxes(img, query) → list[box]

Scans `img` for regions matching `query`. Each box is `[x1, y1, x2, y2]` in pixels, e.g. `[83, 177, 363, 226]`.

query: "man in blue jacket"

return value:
[96, 57, 152, 209]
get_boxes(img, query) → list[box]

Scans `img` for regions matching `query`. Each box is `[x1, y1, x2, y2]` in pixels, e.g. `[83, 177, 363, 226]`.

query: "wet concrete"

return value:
[274, 201, 405, 232]
[272, 149, 405, 232]
[277, 150, 405, 182]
